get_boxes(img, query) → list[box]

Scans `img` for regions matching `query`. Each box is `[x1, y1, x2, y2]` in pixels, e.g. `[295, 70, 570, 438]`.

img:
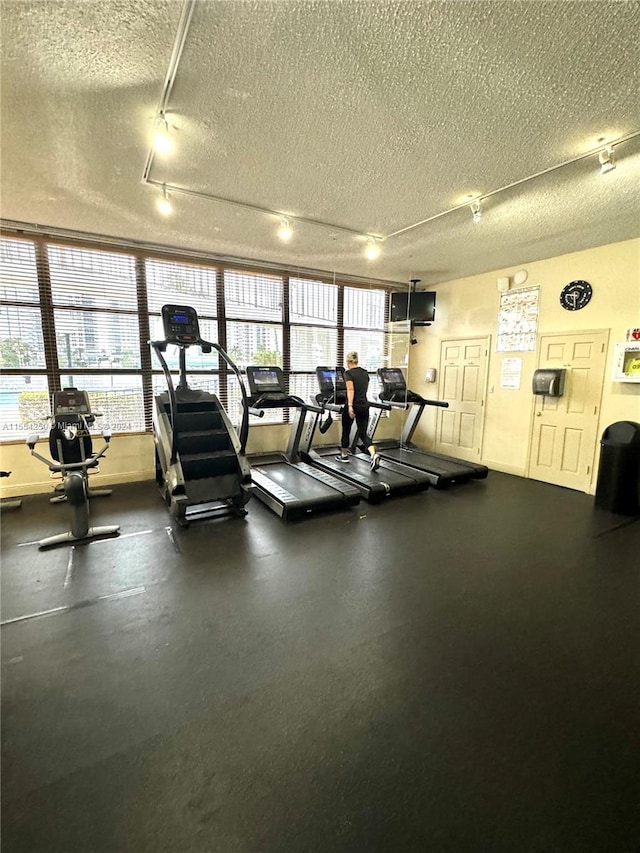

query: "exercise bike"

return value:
[26, 388, 120, 549]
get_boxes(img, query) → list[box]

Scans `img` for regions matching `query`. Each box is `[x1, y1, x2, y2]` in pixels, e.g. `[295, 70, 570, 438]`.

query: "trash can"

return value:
[594, 421, 640, 515]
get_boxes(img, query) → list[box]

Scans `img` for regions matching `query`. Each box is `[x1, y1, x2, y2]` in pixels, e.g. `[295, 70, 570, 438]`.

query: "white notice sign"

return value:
[500, 357, 522, 390]
[496, 286, 540, 352]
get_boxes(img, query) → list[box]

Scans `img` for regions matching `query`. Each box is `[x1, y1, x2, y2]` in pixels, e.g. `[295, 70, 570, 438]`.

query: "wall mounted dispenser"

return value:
[532, 368, 566, 397]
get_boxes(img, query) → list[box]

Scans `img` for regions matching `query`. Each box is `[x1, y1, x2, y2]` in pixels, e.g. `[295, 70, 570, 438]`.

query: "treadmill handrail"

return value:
[248, 393, 324, 414]
[380, 389, 449, 408]
[381, 399, 410, 410]
[321, 401, 343, 414]
[316, 395, 393, 413]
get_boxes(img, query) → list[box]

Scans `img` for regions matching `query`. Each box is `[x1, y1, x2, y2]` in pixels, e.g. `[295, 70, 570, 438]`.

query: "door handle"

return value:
[536, 412, 541, 417]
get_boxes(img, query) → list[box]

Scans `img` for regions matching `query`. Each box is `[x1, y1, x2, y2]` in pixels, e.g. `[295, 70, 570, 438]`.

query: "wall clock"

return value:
[560, 280, 593, 311]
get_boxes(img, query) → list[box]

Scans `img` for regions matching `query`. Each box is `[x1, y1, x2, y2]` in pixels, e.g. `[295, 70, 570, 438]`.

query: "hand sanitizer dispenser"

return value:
[532, 368, 566, 397]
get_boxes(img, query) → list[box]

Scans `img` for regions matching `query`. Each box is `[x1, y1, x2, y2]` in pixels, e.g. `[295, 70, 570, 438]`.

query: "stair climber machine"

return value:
[26, 388, 120, 548]
[368, 367, 489, 489]
[244, 366, 360, 520]
[151, 304, 253, 527]
[298, 367, 431, 502]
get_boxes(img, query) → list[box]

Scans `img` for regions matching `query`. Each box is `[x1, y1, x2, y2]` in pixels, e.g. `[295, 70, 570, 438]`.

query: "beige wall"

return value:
[407, 238, 640, 492]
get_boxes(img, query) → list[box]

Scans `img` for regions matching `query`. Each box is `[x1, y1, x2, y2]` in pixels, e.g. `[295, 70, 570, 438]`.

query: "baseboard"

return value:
[484, 461, 527, 478]
[0, 470, 155, 498]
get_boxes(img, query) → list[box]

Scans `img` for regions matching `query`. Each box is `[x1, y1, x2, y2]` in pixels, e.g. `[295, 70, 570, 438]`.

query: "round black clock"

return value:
[560, 280, 593, 311]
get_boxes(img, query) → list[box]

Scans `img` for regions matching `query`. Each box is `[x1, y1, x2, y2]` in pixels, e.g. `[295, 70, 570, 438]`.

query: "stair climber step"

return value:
[176, 429, 232, 455]
[181, 450, 239, 479]
[172, 410, 224, 432]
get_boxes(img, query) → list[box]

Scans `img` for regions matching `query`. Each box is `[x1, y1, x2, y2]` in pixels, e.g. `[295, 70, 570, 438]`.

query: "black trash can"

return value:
[594, 421, 640, 515]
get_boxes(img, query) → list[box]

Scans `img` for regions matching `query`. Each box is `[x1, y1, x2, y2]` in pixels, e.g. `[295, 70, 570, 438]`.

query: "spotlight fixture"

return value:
[157, 185, 173, 216]
[598, 146, 616, 174]
[470, 199, 482, 223]
[153, 112, 172, 156]
[364, 237, 380, 260]
[278, 217, 293, 241]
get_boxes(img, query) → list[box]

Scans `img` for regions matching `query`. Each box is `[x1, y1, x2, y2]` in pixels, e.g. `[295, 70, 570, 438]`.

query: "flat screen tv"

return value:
[390, 291, 436, 324]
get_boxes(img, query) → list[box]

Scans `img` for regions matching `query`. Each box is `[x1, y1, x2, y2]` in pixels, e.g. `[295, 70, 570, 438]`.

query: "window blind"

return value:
[1, 229, 392, 442]
[289, 277, 338, 405]
[343, 287, 388, 400]
[0, 237, 48, 438]
[224, 270, 284, 424]
[47, 244, 145, 434]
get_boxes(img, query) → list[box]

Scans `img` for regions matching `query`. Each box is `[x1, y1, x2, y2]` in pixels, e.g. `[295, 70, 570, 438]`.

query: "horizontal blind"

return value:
[289, 277, 338, 405]
[1, 228, 394, 443]
[48, 244, 144, 433]
[224, 269, 283, 322]
[148, 318, 219, 370]
[290, 277, 337, 326]
[225, 270, 284, 424]
[343, 286, 386, 329]
[0, 237, 40, 303]
[344, 287, 388, 402]
[0, 237, 49, 438]
[146, 258, 218, 316]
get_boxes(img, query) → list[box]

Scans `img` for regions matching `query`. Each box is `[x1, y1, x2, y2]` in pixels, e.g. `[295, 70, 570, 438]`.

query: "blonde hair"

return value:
[346, 351, 359, 365]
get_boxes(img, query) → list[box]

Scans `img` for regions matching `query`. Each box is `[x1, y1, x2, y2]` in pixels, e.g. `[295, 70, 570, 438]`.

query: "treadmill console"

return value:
[378, 367, 426, 404]
[246, 366, 286, 396]
[316, 367, 347, 401]
[161, 304, 201, 346]
[378, 368, 407, 395]
[316, 367, 335, 398]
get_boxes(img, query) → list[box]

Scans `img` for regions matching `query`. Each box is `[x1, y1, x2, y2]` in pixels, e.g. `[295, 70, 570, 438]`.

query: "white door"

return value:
[528, 330, 609, 491]
[435, 337, 489, 460]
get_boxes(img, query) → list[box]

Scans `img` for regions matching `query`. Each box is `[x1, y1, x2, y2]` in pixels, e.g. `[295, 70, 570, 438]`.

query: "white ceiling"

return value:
[1, 0, 639, 288]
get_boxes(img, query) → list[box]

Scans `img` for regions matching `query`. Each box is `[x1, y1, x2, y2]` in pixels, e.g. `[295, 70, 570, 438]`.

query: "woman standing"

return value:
[337, 351, 380, 471]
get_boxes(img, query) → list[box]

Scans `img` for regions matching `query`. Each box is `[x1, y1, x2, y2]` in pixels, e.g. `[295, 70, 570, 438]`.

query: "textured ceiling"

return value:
[1, 0, 639, 287]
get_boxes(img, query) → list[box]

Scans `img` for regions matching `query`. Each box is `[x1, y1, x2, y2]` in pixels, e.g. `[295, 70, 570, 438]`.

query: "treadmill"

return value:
[244, 366, 360, 520]
[368, 367, 489, 489]
[298, 367, 430, 503]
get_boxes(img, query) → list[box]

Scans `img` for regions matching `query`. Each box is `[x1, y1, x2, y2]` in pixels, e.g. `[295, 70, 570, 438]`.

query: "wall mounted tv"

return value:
[390, 291, 436, 324]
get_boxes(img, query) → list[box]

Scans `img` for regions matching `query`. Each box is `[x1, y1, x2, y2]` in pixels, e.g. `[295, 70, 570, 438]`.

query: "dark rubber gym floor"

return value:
[1, 473, 639, 853]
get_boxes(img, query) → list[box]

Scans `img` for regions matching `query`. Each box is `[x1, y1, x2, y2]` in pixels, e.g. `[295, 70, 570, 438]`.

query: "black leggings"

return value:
[341, 404, 370, 450]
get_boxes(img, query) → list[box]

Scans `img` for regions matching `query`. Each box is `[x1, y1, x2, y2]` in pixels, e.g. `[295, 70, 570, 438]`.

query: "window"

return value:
[0, 237, 40, 303]
[289, 277, 338, 406]
[0, 305, 46, 369]
[290, 277, 337, 326]
[146, 258, 217, 315]
[0, 232, 391, 441]
[343, 287, 388, 400]
[147, 260, 218, 358]
[0, 374, 50, 439]
[224, 270, 283, 424]
[0, 238, 48, 439]
[224, 270, 282, 321]
[48, 244, 144, 433]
